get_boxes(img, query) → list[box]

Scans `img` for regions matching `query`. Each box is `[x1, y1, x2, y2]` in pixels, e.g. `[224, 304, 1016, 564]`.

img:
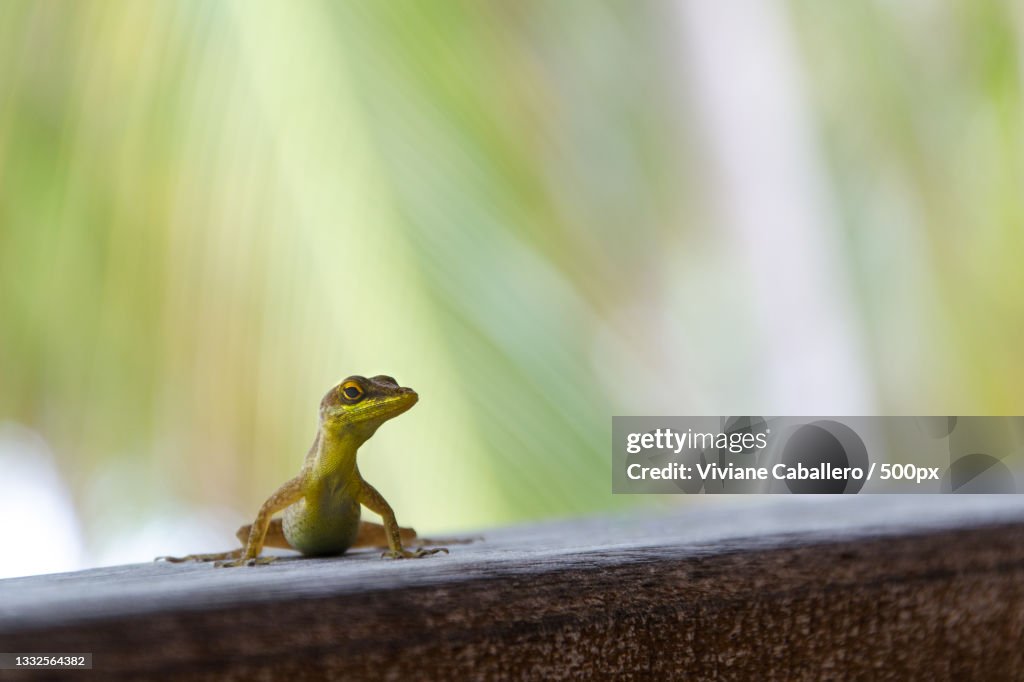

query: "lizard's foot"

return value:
[381, 547, 449, 560]
[214, 555, 278, 568]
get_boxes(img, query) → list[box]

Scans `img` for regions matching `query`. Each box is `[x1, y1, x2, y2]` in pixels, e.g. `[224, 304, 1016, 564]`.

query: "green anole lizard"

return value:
[159, 375, 448, 567]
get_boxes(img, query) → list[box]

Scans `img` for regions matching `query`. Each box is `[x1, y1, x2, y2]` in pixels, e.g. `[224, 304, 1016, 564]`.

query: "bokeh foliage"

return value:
[1, 1, 1022, 565]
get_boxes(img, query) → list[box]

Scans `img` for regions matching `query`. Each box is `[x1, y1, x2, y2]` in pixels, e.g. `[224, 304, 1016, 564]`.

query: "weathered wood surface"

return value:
[2, 496, 1024, 680]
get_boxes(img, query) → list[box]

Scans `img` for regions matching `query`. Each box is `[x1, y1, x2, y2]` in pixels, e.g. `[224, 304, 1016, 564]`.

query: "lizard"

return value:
[158, 375, 449, 567]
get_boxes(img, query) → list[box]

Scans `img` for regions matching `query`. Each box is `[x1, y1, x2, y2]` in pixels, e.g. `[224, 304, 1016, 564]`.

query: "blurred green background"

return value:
[1, 0, 1021, 577]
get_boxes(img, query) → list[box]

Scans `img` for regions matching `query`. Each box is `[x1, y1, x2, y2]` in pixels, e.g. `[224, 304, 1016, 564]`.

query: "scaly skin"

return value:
[158, 375, 448, 567]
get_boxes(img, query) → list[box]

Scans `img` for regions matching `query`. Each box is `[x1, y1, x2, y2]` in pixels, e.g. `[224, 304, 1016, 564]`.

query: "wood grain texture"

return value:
[2, 497, 1024, 681]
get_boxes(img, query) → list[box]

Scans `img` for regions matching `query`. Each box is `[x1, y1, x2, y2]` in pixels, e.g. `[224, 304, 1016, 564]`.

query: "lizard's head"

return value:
[319, 375, 418, 438]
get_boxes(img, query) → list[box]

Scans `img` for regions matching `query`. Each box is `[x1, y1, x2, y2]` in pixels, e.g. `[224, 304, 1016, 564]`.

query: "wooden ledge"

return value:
[2, 497, 1024, 680]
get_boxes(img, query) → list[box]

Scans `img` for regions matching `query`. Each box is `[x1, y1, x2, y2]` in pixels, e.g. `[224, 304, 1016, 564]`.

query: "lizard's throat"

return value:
[313, 428, 362, 479]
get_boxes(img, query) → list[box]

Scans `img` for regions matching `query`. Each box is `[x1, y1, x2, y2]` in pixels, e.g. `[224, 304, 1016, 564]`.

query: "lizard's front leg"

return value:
[215, 475, 306, 568]
[357, 479, 448, 559]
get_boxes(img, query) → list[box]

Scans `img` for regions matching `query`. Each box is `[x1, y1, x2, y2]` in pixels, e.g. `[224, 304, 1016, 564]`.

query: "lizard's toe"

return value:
[381, 547, 449, 559]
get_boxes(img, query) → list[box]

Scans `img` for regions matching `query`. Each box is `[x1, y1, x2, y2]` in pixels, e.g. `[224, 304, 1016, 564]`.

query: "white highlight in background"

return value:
[0, 423, 84, 579]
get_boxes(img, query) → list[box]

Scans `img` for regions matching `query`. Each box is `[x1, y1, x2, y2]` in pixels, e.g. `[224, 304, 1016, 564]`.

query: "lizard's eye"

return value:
[341, 381, 364, 402]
